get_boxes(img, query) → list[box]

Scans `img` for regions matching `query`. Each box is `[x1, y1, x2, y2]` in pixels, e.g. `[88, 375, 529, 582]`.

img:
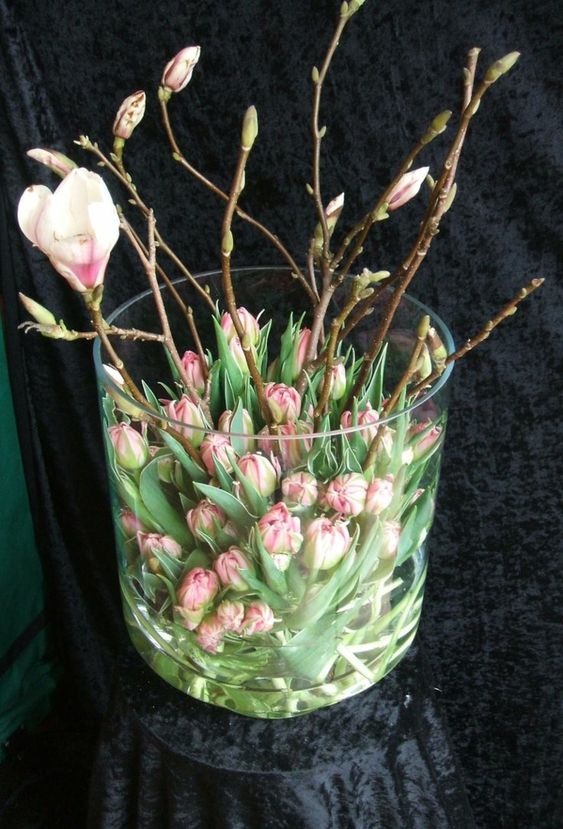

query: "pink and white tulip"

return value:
[108, 423, 149, 470]
[26, 148, 77, 179]
[220, 307, 260, 345]
[340, 403, 380, 445]
[241, 602, 275, 635]
[166, 395, 206, 447]
[176, 567, 219, 630]
[216, 600, 245, 632]
[137, 531, 182, 560]
[186, 499, 227, 541]
[213, 547, 250, 591]
[181, 350, 207, 394]
[120, 509, 145, 537]
[18, 168, 120, 293]
[200, 432, 236, 476]
[324, 473, 368, 516]
[302, 517, 351, 570]
[366, 475, 395, 515]
[161, 46, 201, 93]
[237, 453, 279, 497]
[381, 521, 401, 559]
[196, 615, 225, 653]
[293, 328, 313, 378]
[112, 90, 146, 139]
[218, 408, 256, 453]
[388, 167, 429, 211]
[257, 502, 303, 558]
[282, 472, 318, 508]
[264, 383, 301, 424]
[228, 336, 250, 374]
[409, 421, 442, 459]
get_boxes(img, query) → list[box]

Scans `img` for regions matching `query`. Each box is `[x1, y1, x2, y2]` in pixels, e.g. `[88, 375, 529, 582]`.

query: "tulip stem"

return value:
[80, 139, 215, 311]
[159, 100, 317, 306]
[409, 277, 545, 397]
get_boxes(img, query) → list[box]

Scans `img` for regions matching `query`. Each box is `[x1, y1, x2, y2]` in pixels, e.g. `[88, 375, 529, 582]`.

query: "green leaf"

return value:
[212, 316, 244, 397]
[229, 398, 249, 456]
[194, 482, 254, 528]
[158, 430, 208, 482]
[184, 548, 211, 570]
[281, 607, 356, 681]
[230, 463, 268, 518]
[212, 455, 235, 494]
[252, 528, 288, 595]
[142, 381, 164, 413]
[139, 459, 192, 546]
[116, 472, 160, 531]
[239, 571, 290, 610]
[102, 394, 118, 427]
[151, 548, 184, 581]
[359, 342, 387, 409]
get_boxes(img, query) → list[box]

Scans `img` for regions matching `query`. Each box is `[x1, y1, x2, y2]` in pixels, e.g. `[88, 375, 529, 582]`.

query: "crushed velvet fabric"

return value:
[0, 0, 561, 826]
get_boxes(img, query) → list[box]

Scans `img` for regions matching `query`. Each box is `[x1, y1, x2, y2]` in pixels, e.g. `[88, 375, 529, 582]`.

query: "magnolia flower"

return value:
[161, 46, 201, 93]
[366, 475, 395, 515]
[237, 453, 279, 497]
[26, 148, 76, 178]
[108, 423, 149, 470]
[257, 502, 303, 559]
[325, 192, 345, 233]
[186, 499, 227, 541]
[381, 521, 401, 559]
[112, 91, 146, 139]
[264, 383, 301, 424]
[216, 600, 245, 632]
[241, 602, 275, 635]
[218, 408, 256, 453]
[220, 307, 260, 345]
[388, 167, 429, 211]
[180, 350, 207, 394]
[213, 547, 250, 591]
[120, 509, 145, 537]
[18, 168, 120, 293]
[200, 432, 236, 476]
[196, 615, 225, 653]
[324, 473, 368, 516]
[176, 567, 219, 631]
[302, 517, 351, 570]
[340, 403, 380, 445]
[282, 472, 318, 508]
[166, 395, 206, 447]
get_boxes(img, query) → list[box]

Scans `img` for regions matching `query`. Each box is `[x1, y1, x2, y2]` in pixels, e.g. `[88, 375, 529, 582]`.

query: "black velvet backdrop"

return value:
[0, 0, 561, 826]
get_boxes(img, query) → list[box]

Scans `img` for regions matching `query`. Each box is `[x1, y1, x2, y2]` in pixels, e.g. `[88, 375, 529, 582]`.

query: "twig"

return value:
[462, 48, 481, 112]
[18, 322, 165, 342]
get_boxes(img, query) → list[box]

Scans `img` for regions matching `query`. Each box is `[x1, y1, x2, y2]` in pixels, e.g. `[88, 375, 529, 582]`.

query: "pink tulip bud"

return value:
[196, 615, 225, 653]
[366, 475, 395, 515]
[177, 567, 219, 611]
[186, 499, 227, 541]
[241, 601, 275, 635]
[112, 91, 146, 140]
[108, 423, 149, 470]
[216, 600, 245, 632]
[328, 361, 346, 400]
[18, 169, 120, 293]
[213, 547, 250, 591]
[388, 167, 429, 211]
[264, 383, 302, 424]
[408, 421, 442, 459]
[220, 307, 260, 345]
[27, 148, 77, 178]
[218, 408, 256, 453]
[166, 395, 206, 447]
[161, 45, 201, 93]
[303, 517, 351, 570]
[228, 336, 250, 374]
[282, 472, 318, 508]
[293, 328, 313, 379]
[259, 421, 313, 469]
[340, 402, 380, 445]
[237, 453, 279, 497]
[180, 350, 208, 394]
[257, 502, 303, 558]
[381, 521, 401, 559]
[200, 432, 236, 476]
[324, 473, 368, 516]
[120, 509, 145, 537]
[136, 532, 182, 572]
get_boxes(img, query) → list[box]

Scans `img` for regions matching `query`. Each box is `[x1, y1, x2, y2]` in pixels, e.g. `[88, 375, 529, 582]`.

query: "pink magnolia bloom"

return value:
[213, 547, 250, 591]
[264, 383, 302, 424]
[282, 471, 318, 508]
[186, 499, 227, 541]
[181, 350, 207, 394]
[166, 395, 206, 447]
[388, 166, 429, 211]
[241, 602, 275, 635]
[303, 517, 351, 570]
[381, 520, 401, 559]
[108, 423, 149, 470]
[366, 475, 395, 515]
[257, 502, 303, 557]
[196, 615, 225, 653]
[218, 408, 256, 453]
[340, 402, 380, 445]
[200, 432, 236, 476]
[220, 307, 260, 345]
[27, 148, 77, 178]
[120, 509, 145, 537]
[137, 531, 182, 560]
[112, 90, 146, 139]
[161, 45, 201, 93]
[325, 192, 345, 232]
[324, 473, 368, 516]
[409, 421, 443, 459]
[237, 453, 279, 497]
[216, 600, 245, 632]
[17, 168, 120, 293]
[294, 328, 313, 378]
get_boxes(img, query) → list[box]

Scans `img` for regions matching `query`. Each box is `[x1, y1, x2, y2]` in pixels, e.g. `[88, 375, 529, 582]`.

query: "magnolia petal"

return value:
[17, 184, 52, 245]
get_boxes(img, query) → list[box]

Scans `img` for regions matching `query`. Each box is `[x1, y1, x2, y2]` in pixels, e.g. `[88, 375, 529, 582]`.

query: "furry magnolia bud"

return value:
[485, 51, 520, 83]
[242, 106, 258, 150]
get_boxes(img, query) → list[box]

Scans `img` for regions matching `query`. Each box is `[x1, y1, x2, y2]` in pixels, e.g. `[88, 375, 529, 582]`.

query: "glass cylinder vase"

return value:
[94, 267, 453, 718]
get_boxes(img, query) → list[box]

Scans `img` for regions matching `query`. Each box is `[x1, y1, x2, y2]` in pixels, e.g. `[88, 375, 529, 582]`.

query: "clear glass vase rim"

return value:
[93, 266, 455, 441]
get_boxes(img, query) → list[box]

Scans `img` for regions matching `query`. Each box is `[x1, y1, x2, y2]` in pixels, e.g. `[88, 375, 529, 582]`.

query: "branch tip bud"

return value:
[19, 293, 57, 326]
[311, 66, 320, 83]
[242, 105, 258, 150]
[485, 51, 520, 83]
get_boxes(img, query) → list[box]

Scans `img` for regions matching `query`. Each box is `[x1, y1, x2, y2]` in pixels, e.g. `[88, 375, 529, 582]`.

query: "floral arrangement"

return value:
[16, 1, 542, 717]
